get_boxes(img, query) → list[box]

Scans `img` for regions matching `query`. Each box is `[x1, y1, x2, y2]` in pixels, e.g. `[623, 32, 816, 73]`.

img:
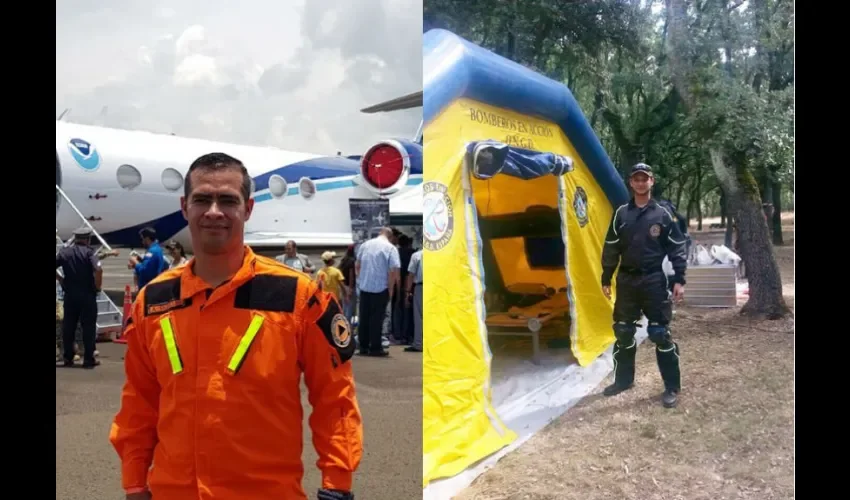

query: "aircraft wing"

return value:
[244, 187, 422, 248]
[388, 184, 422, 215]
[360, 90, 422, 113]
[388, 184, 422, 226]
[243, 231, 355, 249]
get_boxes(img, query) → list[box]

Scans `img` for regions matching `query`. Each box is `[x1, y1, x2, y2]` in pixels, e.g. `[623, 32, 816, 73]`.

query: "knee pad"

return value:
[647, 323, 672, 346]
[613, 321, 637, 346]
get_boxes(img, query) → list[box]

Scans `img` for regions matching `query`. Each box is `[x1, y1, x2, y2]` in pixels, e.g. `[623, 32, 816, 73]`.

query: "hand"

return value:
[126, 491, 151, 500]
[602, 286, 611, 300]
[672, 283, 685, 302]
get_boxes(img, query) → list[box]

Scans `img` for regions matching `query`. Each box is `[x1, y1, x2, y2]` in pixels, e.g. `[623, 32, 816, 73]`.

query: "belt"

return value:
[619, 267, 663, 276]
[412, 282, 422, 287]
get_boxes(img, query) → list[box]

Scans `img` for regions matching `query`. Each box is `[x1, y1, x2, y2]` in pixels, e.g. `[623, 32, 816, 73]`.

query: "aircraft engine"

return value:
[358, 139, 422, 196]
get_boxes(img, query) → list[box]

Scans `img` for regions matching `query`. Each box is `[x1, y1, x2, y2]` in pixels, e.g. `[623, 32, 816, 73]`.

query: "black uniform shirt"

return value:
[56, 245, 101, 295]
[601, 198, 688, 287]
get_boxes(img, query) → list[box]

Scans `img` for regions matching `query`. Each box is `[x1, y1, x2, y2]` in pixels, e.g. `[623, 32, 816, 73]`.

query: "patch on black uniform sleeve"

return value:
[234, 274, 298, 312]
[315, 298, 355, 363]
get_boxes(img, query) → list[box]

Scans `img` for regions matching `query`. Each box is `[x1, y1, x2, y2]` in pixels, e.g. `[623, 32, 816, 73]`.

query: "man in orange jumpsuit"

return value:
[109, 152, 362, 500]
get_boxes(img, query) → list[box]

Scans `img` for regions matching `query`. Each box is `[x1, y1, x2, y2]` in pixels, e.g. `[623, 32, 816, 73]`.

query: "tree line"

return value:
[425, 0, 793, 318]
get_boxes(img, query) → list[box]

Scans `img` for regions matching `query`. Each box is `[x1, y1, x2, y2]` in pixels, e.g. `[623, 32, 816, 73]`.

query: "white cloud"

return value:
[56, 0, 423, 156]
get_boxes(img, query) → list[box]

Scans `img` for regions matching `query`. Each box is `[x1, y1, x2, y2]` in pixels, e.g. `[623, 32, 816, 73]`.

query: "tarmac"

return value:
[57, 252, 423, 500]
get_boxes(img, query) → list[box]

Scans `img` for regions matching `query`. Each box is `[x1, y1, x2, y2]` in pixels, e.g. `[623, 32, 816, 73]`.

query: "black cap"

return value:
[630, 163, 654, 178]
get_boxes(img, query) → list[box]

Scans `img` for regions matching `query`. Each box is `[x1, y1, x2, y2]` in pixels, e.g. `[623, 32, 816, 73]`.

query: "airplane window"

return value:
[268, 174, 288, 198]
[117, 164, 142, 190]
[161, 168, 184, 192]
[299, 177, 316, 200]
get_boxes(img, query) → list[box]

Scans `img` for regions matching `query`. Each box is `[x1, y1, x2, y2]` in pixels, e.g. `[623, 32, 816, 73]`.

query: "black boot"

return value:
[661, 389, 678, 408]
[603, 339, 636, 396]
[656, 341, 681, 408]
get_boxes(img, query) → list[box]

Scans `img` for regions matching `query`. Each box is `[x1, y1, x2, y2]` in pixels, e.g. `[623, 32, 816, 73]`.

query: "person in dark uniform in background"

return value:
[56, 226, 103, 368]
[600, 163, 688, 408]
[394, 234, 415, 344]
[338, 245, 357, 323]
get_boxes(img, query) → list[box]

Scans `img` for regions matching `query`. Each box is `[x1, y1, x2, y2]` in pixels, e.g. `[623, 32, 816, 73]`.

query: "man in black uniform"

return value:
[600, 163, 688, 408]
[56, 226, 103, 368]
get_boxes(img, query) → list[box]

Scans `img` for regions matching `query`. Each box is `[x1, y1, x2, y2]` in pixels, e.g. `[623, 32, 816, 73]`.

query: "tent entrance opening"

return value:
[470, 163, 572, 360]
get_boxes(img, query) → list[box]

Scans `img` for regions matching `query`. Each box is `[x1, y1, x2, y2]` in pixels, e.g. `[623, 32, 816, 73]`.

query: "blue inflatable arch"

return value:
[423, 28, 629, 206]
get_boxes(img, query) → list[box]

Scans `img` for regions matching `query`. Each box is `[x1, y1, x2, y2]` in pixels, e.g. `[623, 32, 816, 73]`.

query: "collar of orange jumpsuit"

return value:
[109, 245, 363, 500]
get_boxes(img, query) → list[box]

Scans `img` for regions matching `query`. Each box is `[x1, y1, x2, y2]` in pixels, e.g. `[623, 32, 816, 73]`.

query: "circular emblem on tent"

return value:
[573, 186, 589, 228]
[330, 313, 351, 349]
[649, 224, 662, 237]
[422, 181, 454, 251]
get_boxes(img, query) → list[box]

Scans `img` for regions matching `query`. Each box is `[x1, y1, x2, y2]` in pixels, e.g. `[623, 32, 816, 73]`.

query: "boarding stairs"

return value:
[56, 185, 124, 341]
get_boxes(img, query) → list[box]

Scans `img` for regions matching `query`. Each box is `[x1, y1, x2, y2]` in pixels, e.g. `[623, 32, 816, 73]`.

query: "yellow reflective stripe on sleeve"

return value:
[159, 317, 183, 374]
[226, 314, 265, 374]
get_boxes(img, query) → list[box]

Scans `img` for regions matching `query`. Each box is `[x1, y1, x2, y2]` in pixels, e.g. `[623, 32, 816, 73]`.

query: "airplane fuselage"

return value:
[56, 121, 422, 253]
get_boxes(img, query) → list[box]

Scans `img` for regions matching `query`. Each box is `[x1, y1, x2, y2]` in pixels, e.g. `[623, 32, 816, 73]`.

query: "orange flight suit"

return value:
[109, 246, 362, 499]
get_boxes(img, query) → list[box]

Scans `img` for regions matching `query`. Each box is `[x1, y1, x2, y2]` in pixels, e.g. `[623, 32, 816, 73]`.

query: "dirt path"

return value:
[456, 224, 794, 500]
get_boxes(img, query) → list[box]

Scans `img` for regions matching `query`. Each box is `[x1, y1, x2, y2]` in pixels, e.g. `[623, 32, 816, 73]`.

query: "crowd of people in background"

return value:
[286, 227, 423, 357]
[58, 224, 423, 363]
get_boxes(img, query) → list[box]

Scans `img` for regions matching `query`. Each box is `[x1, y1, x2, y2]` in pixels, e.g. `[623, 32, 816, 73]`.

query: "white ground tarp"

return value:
[423, 326, 649, 500]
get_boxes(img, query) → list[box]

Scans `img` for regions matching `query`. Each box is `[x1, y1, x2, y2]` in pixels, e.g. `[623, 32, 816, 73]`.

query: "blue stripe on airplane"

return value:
[99, 168, 421, 247]
[251, 152, 423, 191]
[253, 176, 422, 203]
[252, 156, 360, 192]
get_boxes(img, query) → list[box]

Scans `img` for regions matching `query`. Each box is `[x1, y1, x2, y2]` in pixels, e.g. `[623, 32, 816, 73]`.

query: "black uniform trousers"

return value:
[358, 289, 389, 354]
[63, 291, 98, 365]
[612, 271, 681, 391]
[392, 292, 414, 344]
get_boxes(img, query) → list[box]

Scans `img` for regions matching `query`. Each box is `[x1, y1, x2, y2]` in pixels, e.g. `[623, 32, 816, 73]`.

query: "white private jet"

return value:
[55, 92, 423, 253]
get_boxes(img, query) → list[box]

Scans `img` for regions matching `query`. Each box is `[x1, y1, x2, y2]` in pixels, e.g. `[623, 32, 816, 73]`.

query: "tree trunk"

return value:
[724, 218, 734, 249]
[771, 178, 785, 245]
[720, 156, 790, 319]
[719, 189, 727, 228]
[696, 198, 703, 231]
[590, 88, 604, 129]
[675, 182, 684, 212]
[722, 193, 734, 247]
[666, 0, 789, 318]
[695, 167, 703, 230]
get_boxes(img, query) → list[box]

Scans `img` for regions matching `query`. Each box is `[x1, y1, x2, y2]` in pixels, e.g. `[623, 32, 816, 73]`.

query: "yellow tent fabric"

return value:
[423, 97, 619, 485]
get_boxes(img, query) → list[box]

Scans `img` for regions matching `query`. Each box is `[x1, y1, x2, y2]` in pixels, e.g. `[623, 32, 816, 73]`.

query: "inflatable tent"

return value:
[422, 29, 630, 486]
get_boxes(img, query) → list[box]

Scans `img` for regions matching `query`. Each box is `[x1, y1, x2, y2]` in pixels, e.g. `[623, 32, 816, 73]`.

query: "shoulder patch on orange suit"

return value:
[314, 296, 355, 363]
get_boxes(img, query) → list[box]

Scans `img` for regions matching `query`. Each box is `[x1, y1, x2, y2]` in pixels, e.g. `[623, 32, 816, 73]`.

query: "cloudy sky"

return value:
[56, 0, 423, 156]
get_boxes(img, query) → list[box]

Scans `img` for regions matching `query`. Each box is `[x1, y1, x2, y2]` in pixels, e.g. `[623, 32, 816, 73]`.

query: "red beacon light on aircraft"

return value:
[359, 139, 419, 195]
